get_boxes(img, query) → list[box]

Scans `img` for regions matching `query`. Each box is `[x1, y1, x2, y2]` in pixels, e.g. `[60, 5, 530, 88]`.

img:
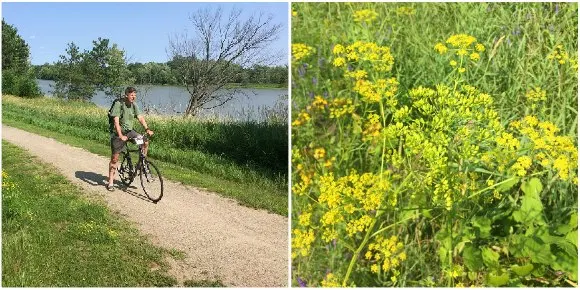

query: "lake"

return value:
[36, 79, 288, 122]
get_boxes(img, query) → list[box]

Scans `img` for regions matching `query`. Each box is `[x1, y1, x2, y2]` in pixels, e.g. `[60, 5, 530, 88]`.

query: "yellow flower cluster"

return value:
[353, 77, 399, 104]
[353, 9, 378, 22]
[2, 170, 16, 189]
[365, 235, 406, 279]
[362, 113, 382, 143]
[329, 97, 356, 119]
[511, 156, 533, 177]
[312, 95, 328, 110]
[505, 116, 578, 181]
[318, 171, 393, 211]
[525, 87, 547, 103]
[434, 43, 448, 55]
[320, 273, 341, 287]
[291, 228, 315, 258]
[313, 147, 326, 160]
[495, 132, 520, 151]
[446, 34, 478, 49]
[292, 43, 315, 63]
[396, 6, 416, 16]
[434, 34, 484, 72]
[291, 110, 311, 127]
[547, 44, 570, 65]
[333, 41, 395, 72]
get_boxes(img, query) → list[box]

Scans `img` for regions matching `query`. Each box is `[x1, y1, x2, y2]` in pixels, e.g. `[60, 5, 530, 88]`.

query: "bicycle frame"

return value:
[121, 139, 147, 180]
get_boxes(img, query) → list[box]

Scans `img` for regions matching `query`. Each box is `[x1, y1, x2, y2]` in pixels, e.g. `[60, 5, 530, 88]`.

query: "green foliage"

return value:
[1, 20, 41, 97]
[2, 19, 29, 73]
[53, 38, 133, 101]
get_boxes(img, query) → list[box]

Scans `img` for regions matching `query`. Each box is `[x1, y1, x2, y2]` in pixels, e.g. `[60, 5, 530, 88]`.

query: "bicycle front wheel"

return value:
[118, 153, 134, 186]
[139, 160, 164, 203]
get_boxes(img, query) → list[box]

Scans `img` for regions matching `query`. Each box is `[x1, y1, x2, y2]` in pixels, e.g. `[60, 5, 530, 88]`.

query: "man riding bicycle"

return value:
[106, 86, 154, 191]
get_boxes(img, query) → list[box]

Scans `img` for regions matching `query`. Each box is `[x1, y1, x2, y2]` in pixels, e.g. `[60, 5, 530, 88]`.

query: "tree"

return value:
[2, 19, 41, 97]
[167, 7, 283, 116]
[53, 42, 95, 100]
[85, 38, 134, 99]
[53, 38, 133, 101]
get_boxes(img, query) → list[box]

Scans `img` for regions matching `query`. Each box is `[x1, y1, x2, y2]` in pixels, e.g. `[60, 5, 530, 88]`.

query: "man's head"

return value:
[125, 87, 137, 103]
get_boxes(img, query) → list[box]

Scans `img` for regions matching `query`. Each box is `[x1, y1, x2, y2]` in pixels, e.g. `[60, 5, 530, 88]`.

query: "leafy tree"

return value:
[2, 19, 41, 97]
[53, 38, 133, 101]
[85, 38, 134, 99]
[167, 7, 283, 116]
[53, 42, 95, 100]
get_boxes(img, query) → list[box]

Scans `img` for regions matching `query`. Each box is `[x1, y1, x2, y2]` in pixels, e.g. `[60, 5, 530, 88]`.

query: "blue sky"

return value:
[2, 2, 289, 66]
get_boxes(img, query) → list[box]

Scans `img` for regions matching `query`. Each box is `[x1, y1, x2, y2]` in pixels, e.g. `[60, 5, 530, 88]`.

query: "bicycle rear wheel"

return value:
[118, 153, 134, 186]
[139, 160, 163, 202]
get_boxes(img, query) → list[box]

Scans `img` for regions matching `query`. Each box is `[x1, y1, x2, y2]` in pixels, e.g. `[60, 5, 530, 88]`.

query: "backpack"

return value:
[108, 98, 125, 128]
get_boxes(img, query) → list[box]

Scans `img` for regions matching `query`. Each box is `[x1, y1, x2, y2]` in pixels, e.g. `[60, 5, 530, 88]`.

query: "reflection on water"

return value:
[36, 79, 288, 122]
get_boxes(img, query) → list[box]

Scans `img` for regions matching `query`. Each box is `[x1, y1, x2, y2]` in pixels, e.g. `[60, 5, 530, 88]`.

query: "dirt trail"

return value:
[2, 125, 288, 287]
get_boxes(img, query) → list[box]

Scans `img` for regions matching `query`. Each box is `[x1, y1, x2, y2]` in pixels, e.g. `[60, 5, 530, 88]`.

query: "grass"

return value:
[293, 2, 577, 137]
[2, 140, 182, 286]
[2, 94, 287, 215]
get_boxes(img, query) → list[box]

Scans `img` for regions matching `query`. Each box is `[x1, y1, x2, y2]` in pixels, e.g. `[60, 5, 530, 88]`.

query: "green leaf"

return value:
[462, 244, 483, 272]
[556, 224, 572, 235]
[523, 236, 554, 264]
[553, 238, 577, 259]
[566, 230, 577, 248]
[520, 178, 543, 199]
[512, 182, 545, 226]
[553, 249, 578, 281]
[472, 216, 491, 238]
[486, 272, 509, 286]
[569, 212, 578, 228]
[496, 177, 519, 192]
[510, 264, 534, 277]
[482, 247, 500, 269]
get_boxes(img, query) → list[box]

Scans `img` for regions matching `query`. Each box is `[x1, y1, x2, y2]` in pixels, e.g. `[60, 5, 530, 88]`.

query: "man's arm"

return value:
[114, 117, 128, 141]
[138, 115, 153, 136]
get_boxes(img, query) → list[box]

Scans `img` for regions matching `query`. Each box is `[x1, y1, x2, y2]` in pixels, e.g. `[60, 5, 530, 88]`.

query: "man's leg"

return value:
[143, 140, 149, 157]
[108, 153, 120, 187]
[107, 136, 124, 189]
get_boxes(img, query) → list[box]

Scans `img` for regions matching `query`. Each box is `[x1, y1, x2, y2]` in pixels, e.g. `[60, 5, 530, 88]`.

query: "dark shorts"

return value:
[110, 130, 148, 154]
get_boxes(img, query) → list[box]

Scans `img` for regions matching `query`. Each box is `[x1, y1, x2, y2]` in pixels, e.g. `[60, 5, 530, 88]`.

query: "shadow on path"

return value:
[75, 171, 154, 203]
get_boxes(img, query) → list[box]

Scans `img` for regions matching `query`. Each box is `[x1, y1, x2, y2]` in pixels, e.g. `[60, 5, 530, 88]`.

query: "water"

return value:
[36, 79, 288, 121]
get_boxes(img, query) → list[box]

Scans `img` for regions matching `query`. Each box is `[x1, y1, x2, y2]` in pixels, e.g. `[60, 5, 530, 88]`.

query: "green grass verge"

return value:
[2, 117, 287, 216]
[2, 141, 185, 286]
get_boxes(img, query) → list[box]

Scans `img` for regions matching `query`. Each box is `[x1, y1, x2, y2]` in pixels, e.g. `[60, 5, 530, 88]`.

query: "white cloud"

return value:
[29, 35, 36, 39]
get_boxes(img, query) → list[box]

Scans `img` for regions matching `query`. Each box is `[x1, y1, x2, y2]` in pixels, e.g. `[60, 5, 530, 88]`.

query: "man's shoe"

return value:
[106, 184, 115, 191]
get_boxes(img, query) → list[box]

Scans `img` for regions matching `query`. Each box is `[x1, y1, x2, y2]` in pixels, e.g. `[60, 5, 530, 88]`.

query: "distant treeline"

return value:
[33, 61, 288, 87]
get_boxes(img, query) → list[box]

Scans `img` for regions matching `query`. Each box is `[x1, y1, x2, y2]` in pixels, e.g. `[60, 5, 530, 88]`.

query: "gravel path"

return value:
[2, 125, 288, 287]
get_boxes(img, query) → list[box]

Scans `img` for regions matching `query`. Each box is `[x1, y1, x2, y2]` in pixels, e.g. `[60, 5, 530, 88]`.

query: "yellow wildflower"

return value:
[320, 273, 341, 287]
[292, 43, 315, 63]
[353, 9, 378, 22]
[313, 147, 326, 160]
[470, 52, 480, 61]
[434, 43, 448, 54]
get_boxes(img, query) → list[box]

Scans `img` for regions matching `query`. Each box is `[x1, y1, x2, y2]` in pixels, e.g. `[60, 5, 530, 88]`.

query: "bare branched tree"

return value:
[167, 7, 283, 116]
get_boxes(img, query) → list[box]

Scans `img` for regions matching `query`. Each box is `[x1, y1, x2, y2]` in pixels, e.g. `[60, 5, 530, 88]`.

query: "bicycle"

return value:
[117, 134, 164, 203]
